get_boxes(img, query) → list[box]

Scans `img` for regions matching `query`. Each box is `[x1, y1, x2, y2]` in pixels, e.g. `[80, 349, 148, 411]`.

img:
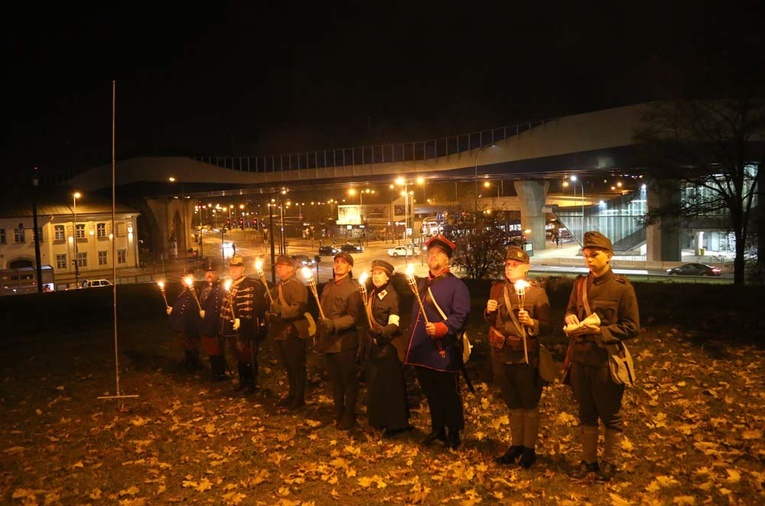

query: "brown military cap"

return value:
[371, 259, 394, 277]
[228, 255, 244, 267]
[425, 234, 457, 258]
[505, 245, 529, 264]
[334, 251, 354, 266]
[276, 255, 294, 266]
[582, 231, 613, 252]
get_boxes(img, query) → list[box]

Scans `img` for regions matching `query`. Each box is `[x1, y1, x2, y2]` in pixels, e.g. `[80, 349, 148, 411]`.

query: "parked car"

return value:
[387, 246, 410, 257]
[291, 254, 315, 267]
[339, 243, 364, 253]
[81, 279, 113, 288]
[666, 263, 722, 276]
[318, 245, 339, 256]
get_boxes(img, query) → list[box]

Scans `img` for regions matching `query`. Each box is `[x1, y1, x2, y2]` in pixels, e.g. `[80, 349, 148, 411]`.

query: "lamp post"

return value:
[72, 191, 81, 285]
[395, 176, 423, 256]
[473, 144, 494, 214]
[566, 176, 585, 242]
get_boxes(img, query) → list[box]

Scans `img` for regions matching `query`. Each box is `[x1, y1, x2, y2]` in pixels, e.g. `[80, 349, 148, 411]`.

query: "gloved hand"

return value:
[166, 306, 173, 315]
[486, 299, 498, 313]
[320, 318, 335, 332]
[233, 318, 241, 331]
[380, 324, 398, 338]
[199, 310, 206, 319]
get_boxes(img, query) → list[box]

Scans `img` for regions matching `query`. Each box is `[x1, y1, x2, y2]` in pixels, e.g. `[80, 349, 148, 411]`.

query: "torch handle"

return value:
[259, 273, 275, 304]
[189, 287, 202, 311]
[309, 283, 326, 319]
[160, 289, 169, 308]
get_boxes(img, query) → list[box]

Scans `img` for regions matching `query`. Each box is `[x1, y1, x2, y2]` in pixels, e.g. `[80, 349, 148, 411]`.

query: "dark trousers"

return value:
[415, 366, 464, 433]
[492, 358, 543, 409]
[570, 362, 624, 430]
[278, 336, 307, 403]
[324, 348, 359, 420]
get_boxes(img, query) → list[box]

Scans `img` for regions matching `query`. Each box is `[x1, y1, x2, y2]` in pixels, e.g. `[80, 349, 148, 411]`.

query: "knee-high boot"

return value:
[496, 409, 524, 464]
[597, 429, 622, 481]
[210, 355, 226, 381]
[519, 407, 540, 468]
[582, 425, 599, 464]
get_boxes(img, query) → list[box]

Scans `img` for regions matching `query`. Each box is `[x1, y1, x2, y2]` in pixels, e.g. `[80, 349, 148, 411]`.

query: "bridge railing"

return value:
[193, 121, 548, 172]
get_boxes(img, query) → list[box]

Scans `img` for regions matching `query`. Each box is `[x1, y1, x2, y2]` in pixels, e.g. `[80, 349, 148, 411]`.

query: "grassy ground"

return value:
[1, 280, 764, 505]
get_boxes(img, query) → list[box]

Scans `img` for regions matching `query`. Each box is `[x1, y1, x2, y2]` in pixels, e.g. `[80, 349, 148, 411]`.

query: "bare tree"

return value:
[634, 99, 765, 285]
[450, 212, 514, 279]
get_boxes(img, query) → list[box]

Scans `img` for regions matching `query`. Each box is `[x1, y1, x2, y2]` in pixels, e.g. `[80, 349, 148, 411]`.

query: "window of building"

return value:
[117, 249, 127, 264]
[0, 229, 6, 244]
[56, 254, 67, 269]
[76, 224, 86, 239]
[77, 252, 87, 268]
[54, 225, 65, 241]
[97, 223, 107, 238]
[98, 251, 108, 266]
[14, 228, 25, 243]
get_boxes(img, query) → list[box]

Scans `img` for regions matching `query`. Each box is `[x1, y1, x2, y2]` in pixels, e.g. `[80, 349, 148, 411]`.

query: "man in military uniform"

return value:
[220, 255, 268, 394]
[317, 251, 362, 430]
[564, 231, 640, 482]
[267, 255, 310, 409]
[198, 262, 226, 381]
[167, 271, 202, 372]
[404, 235, 470, 450]
[485, 246, 551, 468]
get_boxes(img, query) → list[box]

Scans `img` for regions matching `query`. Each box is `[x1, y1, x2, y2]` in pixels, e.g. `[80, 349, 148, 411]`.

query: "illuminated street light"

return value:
[72, 191, 81, 285]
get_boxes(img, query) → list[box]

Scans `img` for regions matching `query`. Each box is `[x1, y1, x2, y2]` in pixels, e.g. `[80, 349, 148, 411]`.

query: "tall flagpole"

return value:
[99, 80, 138, 403]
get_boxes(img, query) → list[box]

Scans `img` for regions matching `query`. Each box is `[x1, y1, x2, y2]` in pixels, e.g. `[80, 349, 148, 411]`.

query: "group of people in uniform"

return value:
[165, 230, 639, 482]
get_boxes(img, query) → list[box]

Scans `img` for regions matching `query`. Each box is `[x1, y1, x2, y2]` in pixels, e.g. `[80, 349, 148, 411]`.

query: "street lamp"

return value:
[395, 176, 424, 255]
[565, 176, 585, 242]
[72, 191, 81, 285]
[473, 144, 494, 214]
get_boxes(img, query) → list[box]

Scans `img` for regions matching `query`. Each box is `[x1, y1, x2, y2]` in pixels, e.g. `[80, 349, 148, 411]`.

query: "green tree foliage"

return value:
[634, 99, 765, 285]
[450, 211, 514, 279]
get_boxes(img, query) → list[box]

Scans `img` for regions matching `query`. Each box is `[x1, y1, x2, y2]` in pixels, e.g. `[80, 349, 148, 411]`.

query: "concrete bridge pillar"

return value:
[646, 181, 681, 262]
[144, 198, 191, 262]
[514, 180, 549, 255]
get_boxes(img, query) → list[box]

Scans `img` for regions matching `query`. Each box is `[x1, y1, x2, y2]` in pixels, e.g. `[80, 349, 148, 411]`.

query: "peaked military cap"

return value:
[425, 234, 457, 258]
[371, 259, 394, 277]
[334, 251, 354, 266]
[505, 245, 529, 264]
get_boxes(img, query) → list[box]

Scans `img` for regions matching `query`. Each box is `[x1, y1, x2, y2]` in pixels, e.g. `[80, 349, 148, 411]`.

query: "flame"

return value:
[157, 281, 165, 290]
[184, 276, 194, 287]
[254, 258, 263, 271]
[359, 272, 368, 285]
[300, 266, 313, 280]
[514, 279, 530, 295]
[224, 279, 232, 291]
[405, 264, 415, 279]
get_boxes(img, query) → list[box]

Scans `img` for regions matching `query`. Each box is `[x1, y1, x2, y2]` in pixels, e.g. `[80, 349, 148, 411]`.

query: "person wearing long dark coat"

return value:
[364, 260, 409, 436]
[167, 272, 202, 372]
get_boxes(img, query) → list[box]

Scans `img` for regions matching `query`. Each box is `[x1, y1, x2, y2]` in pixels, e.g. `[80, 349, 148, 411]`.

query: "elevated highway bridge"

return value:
[66, 103, 699, 265]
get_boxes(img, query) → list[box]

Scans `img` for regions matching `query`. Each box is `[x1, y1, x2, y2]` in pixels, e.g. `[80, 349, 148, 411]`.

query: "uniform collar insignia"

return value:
[377, 289, 387, 300]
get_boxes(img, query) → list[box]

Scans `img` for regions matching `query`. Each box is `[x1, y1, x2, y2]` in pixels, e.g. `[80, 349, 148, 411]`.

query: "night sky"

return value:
[3, 1, 763, 182]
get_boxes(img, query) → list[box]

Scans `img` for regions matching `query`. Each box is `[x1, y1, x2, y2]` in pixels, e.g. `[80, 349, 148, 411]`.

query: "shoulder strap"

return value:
[503, 284, 526, 338]
[366, 295, 383, 330]
[277, 283, 287, 306]
[579, 277, 592, 316]
[427, 287, 447, 321]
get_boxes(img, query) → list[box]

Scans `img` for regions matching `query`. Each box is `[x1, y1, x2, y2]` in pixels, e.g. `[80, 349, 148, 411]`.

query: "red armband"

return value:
[433, 322, 448, 339]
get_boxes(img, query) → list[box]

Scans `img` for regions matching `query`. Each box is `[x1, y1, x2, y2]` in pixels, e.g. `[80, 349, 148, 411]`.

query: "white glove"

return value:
[486, 299, 498, 312]
[232, 318, 241, 331]
[199, 310, 206, 319]
[166, 306, 173, 315]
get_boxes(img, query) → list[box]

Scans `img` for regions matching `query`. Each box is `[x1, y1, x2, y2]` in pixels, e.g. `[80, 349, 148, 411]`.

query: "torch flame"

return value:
[405, 264, 415, 279]
[359, 272, 368, 285]
[300, 266, 313, 280]
[184, 276, 194, 287]
[514, 279, 530, 295]
[254, 258, 263, 271]
[224, 279, 232, 291]
[157, 281, 165, 290]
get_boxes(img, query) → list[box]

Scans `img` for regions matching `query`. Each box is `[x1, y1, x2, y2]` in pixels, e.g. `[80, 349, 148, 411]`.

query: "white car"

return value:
[82, 279, 113, 288]
[387, 246, 410, 257]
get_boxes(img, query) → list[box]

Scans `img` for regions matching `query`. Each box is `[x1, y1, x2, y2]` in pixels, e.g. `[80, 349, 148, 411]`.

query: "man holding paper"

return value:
[564, 231, 640, 482]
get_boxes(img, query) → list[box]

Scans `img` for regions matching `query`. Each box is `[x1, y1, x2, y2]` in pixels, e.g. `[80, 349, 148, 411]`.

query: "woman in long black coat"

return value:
[364, 259, 409, 436]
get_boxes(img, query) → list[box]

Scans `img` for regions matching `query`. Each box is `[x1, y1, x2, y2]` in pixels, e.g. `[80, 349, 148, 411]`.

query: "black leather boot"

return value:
[446, 428, 461, 450]
[519, 447, 536, 468]
[420, 429, 447, 446]
[495, 445, 524, 465]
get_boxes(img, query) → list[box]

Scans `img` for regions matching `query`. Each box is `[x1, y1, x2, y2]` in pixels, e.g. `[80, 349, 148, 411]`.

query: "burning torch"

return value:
[514, 279, 530, 364]
[184, 275, 202, 311]
[157, 280, 169, 309]
[358, 272, 373, 327]
[301, 266, 325, 319]
[255, 258, 275, 305]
